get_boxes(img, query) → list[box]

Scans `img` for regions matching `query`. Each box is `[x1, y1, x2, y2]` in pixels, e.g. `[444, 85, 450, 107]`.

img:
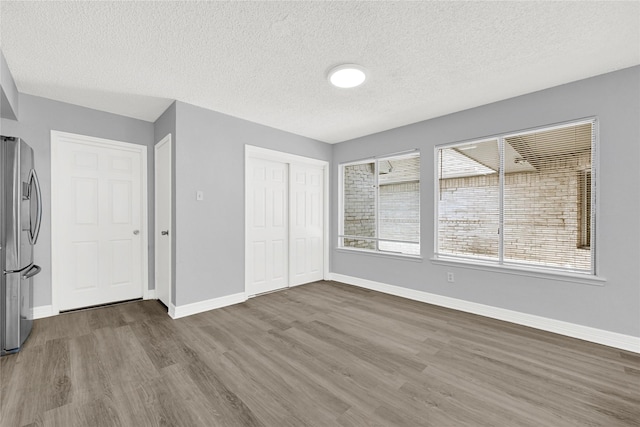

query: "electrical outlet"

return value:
[447, 272, 455, 283]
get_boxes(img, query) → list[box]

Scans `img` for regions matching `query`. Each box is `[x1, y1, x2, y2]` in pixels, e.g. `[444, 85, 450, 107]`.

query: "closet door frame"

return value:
[244, 145, 329, 297]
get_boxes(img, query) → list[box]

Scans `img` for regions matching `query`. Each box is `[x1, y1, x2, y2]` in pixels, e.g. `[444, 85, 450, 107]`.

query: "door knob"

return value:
[133, 230, 140, 235]
[161, 230, 169, 236]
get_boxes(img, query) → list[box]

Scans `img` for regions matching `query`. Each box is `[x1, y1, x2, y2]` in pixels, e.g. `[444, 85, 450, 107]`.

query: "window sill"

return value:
[336, 247, 423, 262]
[430, 255, 606, 286]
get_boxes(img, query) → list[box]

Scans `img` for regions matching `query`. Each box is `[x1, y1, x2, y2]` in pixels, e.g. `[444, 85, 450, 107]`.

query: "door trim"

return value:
[244, 145, 330, 296]
[154, 133, 172, 307]
[50, 130, 149, 315]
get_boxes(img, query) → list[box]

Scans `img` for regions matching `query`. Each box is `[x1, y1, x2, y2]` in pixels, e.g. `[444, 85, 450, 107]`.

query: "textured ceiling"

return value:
[0, 1, 638, 143]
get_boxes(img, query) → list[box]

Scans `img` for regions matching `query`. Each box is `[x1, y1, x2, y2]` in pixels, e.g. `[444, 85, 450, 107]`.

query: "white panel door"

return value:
[155, 135, 172, 307]
[247, 158, 288, 295]
[54, 136, 144, 311]
[289, 164, 324, 286]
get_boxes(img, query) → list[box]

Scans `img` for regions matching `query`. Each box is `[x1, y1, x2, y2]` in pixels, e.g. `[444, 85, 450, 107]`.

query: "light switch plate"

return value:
[196, 190, 204, 201]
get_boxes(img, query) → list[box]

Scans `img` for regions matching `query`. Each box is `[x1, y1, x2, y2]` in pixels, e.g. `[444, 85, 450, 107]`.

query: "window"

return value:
[436, 120, 596, 274]
[340, 152, 420, 256]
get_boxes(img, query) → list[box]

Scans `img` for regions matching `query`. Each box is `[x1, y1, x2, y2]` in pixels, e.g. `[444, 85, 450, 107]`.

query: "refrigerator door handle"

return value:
[22, 264, 41, 280]
[28, 169, 43, 245]
[4, 264, 31, 275]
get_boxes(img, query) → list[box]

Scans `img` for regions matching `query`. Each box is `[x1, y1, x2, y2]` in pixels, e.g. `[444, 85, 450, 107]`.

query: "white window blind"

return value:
[340, 152, 420, 256]
[436, 120, 596, 275]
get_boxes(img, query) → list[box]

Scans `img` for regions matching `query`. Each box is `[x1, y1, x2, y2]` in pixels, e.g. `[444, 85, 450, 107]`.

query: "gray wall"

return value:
[0, 94, 154, 307]
[0, 50, 19, 120]
[332, 66, 640, 338]
[173, 101, 331, 306]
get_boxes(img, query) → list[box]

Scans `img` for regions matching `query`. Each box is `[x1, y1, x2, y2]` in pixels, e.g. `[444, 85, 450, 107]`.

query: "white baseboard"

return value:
[331, 273, 640, 354]
[31, 305, 55, 320]
[169, 292, 247, 319]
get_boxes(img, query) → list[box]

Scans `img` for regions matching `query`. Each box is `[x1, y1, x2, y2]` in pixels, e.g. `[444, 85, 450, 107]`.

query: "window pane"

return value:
[378, 155, 420, 255]
[437, 140, 500, 259]
[503, 123, 592, 271]
[343, 162, 376, 243]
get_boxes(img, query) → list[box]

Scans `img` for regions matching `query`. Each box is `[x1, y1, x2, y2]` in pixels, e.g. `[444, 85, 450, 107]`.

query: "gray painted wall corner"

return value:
[0, 50, 19, 120]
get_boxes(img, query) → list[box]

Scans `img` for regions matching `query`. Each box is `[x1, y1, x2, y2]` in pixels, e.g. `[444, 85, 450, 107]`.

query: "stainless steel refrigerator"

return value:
[1, 136, 42, 356]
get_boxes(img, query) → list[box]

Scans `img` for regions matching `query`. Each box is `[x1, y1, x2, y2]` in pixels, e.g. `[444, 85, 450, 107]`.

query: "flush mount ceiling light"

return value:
[328, 64, 366, 88]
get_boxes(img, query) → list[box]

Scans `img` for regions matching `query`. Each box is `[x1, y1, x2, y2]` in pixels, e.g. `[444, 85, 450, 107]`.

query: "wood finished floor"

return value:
[1, 281, 639, 427]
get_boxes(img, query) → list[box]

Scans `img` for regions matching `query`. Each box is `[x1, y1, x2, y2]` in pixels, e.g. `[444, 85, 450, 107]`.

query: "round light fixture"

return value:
[328, 64, 366, 88]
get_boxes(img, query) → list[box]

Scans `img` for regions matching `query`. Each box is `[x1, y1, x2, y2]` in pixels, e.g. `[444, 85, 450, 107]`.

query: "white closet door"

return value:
[53, 135, 145, 311]
[247, 158, 288, 295]
[289, 164, 324, 286]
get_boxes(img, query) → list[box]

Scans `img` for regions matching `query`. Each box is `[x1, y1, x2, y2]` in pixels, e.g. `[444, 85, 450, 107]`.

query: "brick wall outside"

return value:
[438, 174, 500, 257]
[438, 153, 591, 270]
[379, 181, 420, 255]
[343, 163, 376, 250]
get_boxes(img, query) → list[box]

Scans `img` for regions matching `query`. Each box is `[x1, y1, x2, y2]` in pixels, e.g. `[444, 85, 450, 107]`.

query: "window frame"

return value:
[433, 118, 598, 277]
[338, 150, 421, 258]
